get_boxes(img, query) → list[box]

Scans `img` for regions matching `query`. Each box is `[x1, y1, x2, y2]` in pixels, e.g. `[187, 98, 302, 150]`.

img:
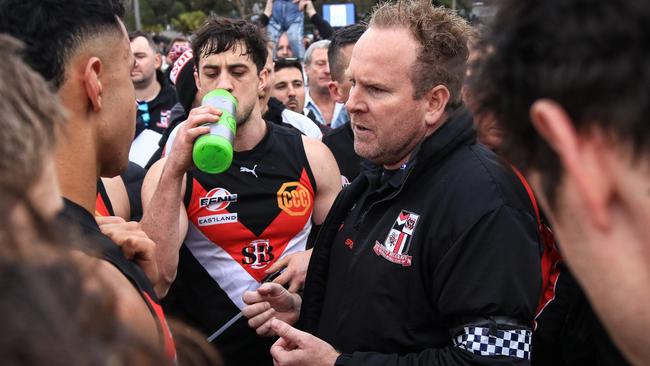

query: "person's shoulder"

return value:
[301, 134, 338, 169]
[281, 109, 323, 140]
[322, 123, 349, 141]
[430, 143, 533, 220]
[155, 81, 178, 103]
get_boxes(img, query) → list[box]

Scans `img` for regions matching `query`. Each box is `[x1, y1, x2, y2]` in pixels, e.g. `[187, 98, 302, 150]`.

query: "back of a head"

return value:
[0, 0, 126, 89]
[192, 15, 268, 73]
[0, 35, 66, 195]
[369, 0, 472, 106]
[304, 40, 330, 66]
[328, 24, 366, 83]
[471, 0, 650, 203]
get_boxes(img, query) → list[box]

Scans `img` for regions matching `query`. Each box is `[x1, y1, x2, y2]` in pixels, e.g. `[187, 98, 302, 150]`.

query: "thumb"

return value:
[258, 282, 286, 297]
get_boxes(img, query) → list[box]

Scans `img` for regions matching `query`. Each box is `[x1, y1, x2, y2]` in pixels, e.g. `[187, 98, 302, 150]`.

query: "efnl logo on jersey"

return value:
[373, 210, 420, 266]
[242, 239, 275, 269]
[197, 188, 238, 227]
[277, 181, 312, 217]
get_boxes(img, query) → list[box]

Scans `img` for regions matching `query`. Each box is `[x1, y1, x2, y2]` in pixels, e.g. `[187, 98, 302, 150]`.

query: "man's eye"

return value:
[368, 86, 384, 94]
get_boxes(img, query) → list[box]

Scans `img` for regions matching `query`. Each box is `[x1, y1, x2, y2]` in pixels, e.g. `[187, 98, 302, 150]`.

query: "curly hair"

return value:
[370, 0, 472, 107]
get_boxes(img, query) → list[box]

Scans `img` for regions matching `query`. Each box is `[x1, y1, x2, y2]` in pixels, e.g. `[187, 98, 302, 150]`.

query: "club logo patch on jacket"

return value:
[373, 210, 419, 266]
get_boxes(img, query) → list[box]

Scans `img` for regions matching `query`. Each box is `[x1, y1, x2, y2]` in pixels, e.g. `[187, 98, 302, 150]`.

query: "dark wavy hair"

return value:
[192, 15, 268, 73]
[469, 0, 650, 205]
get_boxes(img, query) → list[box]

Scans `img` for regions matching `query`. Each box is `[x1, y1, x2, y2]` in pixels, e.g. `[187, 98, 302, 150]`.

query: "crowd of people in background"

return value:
[0, 0, 649, 365]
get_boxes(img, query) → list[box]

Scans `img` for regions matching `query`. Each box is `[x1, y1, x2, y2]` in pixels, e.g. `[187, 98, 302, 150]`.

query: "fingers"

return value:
[183, 125, 211, 143]
[242, 301, 271, 319]
[287, 278, 303, 293]
[271, 336, 295, 365]
[95, 215, 125, 225]
[242, 284, 286, 306]
[184, 106, 222, 129]
[272, 271, 292, 287]
[248, 309, 277, 336]
[265, 256, 289, 274]
[242, 301, 281, 336]
[242, 290, 265, 305]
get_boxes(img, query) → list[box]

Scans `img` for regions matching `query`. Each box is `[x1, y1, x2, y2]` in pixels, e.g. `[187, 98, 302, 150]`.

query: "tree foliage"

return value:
[172, 10, 209, 33]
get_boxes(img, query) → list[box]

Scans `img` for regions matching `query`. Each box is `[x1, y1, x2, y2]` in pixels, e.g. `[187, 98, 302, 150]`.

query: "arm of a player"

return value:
[302, 135, 341, 226]
[141, 107, 218, 297]
[76, 252, 160, 351]
[140, 157, 189, 298]
[265, 137, 341, 291]
[101, 175, 130, 221]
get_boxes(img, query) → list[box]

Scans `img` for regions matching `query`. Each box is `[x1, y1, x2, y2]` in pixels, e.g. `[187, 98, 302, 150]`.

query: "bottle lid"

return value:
[192, 134, 234, 174]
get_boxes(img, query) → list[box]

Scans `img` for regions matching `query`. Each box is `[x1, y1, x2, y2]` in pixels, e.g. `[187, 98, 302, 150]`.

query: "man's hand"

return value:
[265, 0, 273, 17]
[165, 105, 220, 178]
[265, 248, 312, 293]
[270, 319, 340, 366]
[96, 216, 159, 286]
[242, 283, 301, 336]
[294, 0, 316, 17]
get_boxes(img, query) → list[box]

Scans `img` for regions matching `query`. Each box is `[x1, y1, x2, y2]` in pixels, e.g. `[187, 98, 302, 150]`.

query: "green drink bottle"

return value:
[192, 89, 238, 174]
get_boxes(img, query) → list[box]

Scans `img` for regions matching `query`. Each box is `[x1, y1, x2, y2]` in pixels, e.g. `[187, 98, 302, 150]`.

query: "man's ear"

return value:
[194, 70, 201, 93]
[154, 53, 162, 70]
[328, 81, 342, 103]
[83, 57, 103, 112]
[530, 99, 611, 230]
[258, 67, 270, 95]
[423, 85, 450, 129]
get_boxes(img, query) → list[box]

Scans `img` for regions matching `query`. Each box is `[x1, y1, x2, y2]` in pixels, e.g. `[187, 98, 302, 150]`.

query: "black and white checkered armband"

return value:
[453, 326, 532, 360]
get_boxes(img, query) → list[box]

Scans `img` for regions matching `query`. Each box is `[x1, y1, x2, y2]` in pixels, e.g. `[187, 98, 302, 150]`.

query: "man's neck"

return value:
[134, 78, 161, 102]
[54, 122, 99, 215]
[233, 112, 268, 152]
[309, 86, 333, 106]
[383, 153, 411, 171]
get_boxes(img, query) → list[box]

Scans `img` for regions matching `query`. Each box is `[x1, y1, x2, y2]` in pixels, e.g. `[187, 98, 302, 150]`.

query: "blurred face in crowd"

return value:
[276, 33, 293, 58]
[130, 36, 161, 89]
[195, 42, 266, 126]
[346, 27, 433, 169]
[305, 48, 330, 92]
[271, 66, 305, 113]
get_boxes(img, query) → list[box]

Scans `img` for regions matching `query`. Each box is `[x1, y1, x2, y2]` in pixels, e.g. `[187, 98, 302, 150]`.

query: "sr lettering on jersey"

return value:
[241, 239, 275, 269]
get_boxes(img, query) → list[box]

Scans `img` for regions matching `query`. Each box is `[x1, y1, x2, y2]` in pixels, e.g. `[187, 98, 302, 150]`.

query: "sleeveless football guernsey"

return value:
[164, 122, 316, 365]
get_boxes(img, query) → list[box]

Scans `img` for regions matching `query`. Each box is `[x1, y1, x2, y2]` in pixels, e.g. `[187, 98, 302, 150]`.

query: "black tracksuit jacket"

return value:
[299, 108, 543, 365]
